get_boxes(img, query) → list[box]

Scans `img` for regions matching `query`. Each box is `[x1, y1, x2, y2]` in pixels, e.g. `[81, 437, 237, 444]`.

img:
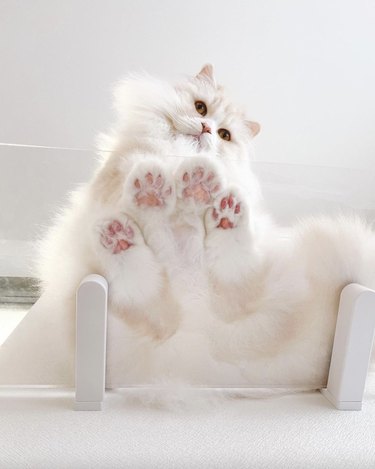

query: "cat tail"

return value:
[294, 214, 375, 292]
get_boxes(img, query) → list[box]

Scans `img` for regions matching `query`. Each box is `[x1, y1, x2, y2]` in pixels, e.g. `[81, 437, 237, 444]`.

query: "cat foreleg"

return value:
[175, 157, 223, 217]
[122, 159, 177, 263]
[124, 159, 176, 217]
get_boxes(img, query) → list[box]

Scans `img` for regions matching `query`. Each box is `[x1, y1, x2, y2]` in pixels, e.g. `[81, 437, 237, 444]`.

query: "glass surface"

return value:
[1, 144, 375, 385]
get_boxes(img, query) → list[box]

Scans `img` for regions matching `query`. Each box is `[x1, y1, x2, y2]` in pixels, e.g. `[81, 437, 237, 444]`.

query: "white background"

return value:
[1, 0, 375, 250]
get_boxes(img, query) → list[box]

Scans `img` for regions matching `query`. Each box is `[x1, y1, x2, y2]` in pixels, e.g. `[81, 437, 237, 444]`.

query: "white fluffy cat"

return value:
[36, 64, 375, 391]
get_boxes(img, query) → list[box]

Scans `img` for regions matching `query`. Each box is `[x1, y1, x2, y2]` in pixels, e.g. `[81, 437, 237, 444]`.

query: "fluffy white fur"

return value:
[36, 65, 375, 394]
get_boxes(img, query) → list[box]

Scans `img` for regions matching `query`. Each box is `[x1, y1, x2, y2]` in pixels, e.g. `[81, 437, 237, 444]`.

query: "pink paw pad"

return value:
[213, 193, 242, 230]
[182, 167, 221, 204]
[134, 172, 172, 208]
[100, 220, 134, 254]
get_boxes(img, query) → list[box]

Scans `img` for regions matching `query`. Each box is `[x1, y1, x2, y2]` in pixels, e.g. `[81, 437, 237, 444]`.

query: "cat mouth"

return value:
[187, 132, 211, 149]
[188, 134, 201, 143]
[168, 119, 212, 150]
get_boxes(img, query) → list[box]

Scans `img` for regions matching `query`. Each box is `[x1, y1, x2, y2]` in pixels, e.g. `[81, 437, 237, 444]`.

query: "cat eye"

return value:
[195, 101, 207, 116]
[218, 128, 231, 141]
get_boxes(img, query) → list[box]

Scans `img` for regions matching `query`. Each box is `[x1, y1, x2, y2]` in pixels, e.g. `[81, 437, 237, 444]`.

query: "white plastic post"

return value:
[75, 274, 108, 411]
[321, 283, 375, 410]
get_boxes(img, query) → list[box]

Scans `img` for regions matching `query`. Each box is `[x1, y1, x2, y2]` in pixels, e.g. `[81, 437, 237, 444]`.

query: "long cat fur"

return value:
[35, 65, 375, 397]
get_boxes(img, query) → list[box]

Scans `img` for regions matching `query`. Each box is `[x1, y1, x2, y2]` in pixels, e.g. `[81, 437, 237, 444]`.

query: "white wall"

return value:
[1, 0, 375, 245]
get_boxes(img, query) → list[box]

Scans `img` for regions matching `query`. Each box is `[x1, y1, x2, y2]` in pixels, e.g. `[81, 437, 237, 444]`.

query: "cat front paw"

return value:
[205, 189, 246, 232]
[97, 214, 143, 255]
[125, 161, 176, 214]
[176, 158, 222, 210]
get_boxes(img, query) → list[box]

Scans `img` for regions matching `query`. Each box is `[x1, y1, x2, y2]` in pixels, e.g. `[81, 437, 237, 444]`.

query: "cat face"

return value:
[169, 64, 260, 160]
[112, 65, 259, 162]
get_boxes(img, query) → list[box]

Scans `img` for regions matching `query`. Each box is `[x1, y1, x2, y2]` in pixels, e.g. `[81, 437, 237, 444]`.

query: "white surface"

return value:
[74, 400, 102, 411]
[324, 284, 375, 409]
[0, 145, 97, 242]
[0, 380, 375, 468]
[0, 293, 75, 386]
[253, 162, 375, 225]
[1, 0, 375, 244]
[76, 275, 108, 409]
[0, 304, 28, 346]
[321, 388, 362, 411]
[1, 0, 375, 168]
[0, 240, 36, 277]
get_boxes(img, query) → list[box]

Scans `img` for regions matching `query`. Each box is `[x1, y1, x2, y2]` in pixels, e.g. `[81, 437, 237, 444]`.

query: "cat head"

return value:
[170, 64, 260, 159]
[109, 64, 260, 162]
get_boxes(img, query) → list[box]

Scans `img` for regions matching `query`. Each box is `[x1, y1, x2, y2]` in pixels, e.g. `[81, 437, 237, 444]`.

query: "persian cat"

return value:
[35, 64, 375, 390]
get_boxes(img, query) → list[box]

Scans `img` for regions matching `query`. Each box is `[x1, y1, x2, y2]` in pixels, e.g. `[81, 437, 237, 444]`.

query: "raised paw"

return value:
[98, 216, 140, 254]
[132, 169, 174, 210]
[177, 160, 222, 208]
[206, 190, 245, 232]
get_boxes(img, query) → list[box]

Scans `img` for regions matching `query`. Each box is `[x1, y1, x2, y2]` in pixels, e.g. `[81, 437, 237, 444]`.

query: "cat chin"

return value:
[169, 134, 215, 159]
[195, 135, 216, 152]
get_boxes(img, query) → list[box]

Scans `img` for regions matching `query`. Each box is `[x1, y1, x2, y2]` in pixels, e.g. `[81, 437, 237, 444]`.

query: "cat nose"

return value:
[201, 122, 212, 134]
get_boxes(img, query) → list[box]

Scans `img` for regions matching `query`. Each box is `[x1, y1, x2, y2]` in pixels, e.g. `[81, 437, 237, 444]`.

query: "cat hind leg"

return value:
[94, 212, 162, 307]
[98, 217, 137, 254]
[94, 212, 179, 341]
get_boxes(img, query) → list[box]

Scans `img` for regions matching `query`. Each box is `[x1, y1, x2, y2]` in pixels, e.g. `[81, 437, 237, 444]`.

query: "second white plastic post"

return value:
[321, 283, 375, 410]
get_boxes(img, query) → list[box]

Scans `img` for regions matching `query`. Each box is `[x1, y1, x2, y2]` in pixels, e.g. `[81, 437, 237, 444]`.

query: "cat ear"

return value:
[196, 64, 216, 85]
[246, 120, 261, 137]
